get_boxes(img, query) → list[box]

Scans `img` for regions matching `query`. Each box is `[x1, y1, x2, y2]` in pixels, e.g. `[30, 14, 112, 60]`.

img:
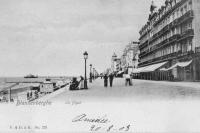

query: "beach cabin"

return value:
[40, 81, 54, 94]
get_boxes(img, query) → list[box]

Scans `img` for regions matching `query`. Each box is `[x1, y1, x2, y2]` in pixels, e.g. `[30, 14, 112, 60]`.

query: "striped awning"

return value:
[132, 61, 167, 73]
[117, 71, 124, 74]
[160, 60, 193, 71]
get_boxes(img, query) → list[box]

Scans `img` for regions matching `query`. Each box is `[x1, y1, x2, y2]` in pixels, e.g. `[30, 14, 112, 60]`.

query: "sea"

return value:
[0, 76, 72, 83]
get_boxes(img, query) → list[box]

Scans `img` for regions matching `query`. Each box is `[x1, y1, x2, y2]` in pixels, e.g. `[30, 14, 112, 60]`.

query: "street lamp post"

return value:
[89, 64, 92, 83]
[83, 51, 88, 89]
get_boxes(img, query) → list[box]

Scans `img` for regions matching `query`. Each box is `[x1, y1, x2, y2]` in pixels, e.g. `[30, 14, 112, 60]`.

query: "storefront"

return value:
[160, 60, 193, 81]
[132, 61, 168, 80]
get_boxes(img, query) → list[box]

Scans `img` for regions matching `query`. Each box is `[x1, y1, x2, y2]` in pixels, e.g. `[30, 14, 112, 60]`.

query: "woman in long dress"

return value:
[79, 76, 84, 89]
[103, 74, 108, 87]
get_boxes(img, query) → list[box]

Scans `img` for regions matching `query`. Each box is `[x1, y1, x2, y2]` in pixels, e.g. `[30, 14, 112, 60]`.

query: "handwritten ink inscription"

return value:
[90, 124, 131, 132]
[72, 114, 132, 132]
[72, 113, 110, 123]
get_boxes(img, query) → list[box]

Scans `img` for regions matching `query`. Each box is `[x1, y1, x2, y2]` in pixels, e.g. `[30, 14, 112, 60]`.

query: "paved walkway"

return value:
[48, 78, 200, 102]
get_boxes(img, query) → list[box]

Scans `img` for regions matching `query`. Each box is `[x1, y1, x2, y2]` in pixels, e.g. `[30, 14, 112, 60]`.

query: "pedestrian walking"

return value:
[109, 73, 114, 87]
[125, 74, 131, 86]
[130, 74, 133, 86]
[27, 92, 29, 100]
[103, 74, 108, 87]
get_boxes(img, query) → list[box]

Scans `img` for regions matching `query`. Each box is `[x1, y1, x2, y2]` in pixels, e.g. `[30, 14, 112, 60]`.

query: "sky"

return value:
[0, 0, 165, 77]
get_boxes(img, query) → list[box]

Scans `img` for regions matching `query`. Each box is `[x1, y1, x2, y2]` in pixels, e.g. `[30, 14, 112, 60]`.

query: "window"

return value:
[184, 5, 188, 14]
[181, 23, 188, 34]
[181, 8, 184, 16]
[176, 8, 179, 18]
[181, 42, 187, 53]
[172, 28, 175, 35]
[188, 0, 192, 10]
[177, 43, 181, 52]
[187, 39, 192, 51]
[188, 22, 192, 29]
[172, 13, 175, 21]
[176, 27, 180, 34]
[172, 0, 175, 7]
[172, 45, 175, 53]
[168, 16, 170, 24]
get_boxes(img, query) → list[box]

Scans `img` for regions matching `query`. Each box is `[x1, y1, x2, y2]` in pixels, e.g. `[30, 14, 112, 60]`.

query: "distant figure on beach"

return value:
[109, 73, 114, 87]
[79, 76, 84, 89]
[69, 77, 79, 90]
[103, 74, 108, 87]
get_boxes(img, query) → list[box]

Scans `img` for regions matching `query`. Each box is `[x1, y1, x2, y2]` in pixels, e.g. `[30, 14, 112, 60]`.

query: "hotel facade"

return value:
[137, 0, 200, 81]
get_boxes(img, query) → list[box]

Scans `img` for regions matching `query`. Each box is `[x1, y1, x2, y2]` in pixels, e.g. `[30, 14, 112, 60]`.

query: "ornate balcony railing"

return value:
[139, 49, 150, 58]
[178, 29, 194, 41]
[177, 10, 194, 25]
[149, 10, 193, 46]
[177, 50, 194, 57]
[153, 0, 188, 27]
[169, 34, 180, 42]
[139, 51, 194, 67]
[139, 41, 148, 49]
[139, 33, 181, 58]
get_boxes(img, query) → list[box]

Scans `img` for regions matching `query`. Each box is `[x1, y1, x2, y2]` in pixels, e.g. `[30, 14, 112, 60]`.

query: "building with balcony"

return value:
[111, 53, 121, 72]
[120, 42, 140, 74]
[136, 0, 200, 81]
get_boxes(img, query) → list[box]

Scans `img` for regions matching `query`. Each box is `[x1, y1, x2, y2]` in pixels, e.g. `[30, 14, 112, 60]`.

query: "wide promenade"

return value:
[49, 78, 200, 102]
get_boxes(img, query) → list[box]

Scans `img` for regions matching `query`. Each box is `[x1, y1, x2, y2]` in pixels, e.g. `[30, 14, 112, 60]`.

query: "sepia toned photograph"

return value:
[0, 0, 200, 132]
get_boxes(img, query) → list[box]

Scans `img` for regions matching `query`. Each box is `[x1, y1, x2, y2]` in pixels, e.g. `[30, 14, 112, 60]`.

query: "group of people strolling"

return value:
[70, 72, 133, 90]
[103, 73, 114, 87]
[103, 73, 133, 87]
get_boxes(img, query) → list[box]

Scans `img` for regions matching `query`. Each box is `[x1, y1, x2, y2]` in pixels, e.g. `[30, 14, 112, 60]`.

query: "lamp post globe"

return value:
[83, 51, 88, 59]
[83, 51, 88, 89]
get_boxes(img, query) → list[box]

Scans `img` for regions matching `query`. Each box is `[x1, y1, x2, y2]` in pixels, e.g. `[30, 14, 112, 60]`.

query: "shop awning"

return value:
[117, 71, 124, 75]
[132, 61, 167, 73]
[132, 66, 149, 73]
[161, 60, 193, 71]
[177, 60, 193, 67]
[142, 61, 168, 72]
[160, 68, 168, 71]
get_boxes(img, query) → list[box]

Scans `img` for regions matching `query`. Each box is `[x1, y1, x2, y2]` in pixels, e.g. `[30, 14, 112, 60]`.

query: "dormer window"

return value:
[184, 5, 188, 13]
